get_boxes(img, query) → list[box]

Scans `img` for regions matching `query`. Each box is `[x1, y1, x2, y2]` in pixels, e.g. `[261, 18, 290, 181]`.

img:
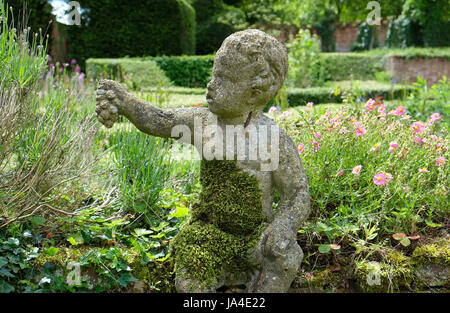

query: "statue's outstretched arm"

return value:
[95, 79, 205, 140]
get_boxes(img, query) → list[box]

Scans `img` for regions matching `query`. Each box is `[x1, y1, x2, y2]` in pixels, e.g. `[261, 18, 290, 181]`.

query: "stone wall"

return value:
[386, 56, 450, 86]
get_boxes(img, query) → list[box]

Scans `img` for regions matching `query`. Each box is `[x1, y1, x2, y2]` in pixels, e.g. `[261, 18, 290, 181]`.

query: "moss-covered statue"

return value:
[95, 29, 310, 292]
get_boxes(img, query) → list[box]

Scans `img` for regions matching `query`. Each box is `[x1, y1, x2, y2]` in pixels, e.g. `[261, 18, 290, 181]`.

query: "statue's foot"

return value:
[175, 269, 220, 293]
[248, 241, 304, 293]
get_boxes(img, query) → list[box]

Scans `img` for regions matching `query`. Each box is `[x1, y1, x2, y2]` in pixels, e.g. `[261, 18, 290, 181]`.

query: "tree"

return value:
[192, 0, 246, 54]
[66, 0, 196, 67]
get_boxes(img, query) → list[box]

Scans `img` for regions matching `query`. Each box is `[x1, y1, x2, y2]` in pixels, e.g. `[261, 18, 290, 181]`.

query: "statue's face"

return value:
[206, 54, 255, 118]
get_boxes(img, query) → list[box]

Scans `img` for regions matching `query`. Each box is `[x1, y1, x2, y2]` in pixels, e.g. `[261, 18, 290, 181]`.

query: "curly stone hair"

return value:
[215, 29, 289, 101]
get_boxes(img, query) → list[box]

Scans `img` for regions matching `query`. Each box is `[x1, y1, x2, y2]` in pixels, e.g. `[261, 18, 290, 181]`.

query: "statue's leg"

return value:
[247, 234, 303, 293]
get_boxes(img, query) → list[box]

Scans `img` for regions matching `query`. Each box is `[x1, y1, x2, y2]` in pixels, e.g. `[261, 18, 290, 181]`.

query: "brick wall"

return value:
[334, 20, 390, 52]
[386, 56, 450, 86]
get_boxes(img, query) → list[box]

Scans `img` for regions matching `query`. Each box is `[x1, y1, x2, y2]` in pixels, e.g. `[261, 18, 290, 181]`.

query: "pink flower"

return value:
[373, 173, 386, 186]
[431, 113, 441, 121]
[389, 141, 399, 152]
[411, 122, 425, 134]
[378, 105, 386, 113]
[385, 173, 393, 183]
[297, 143, 305, 154]
[312, 140, 320, 152]
[389, 142, 399, 148]
[337, 170, 344, 177]
[296, 121, 305, 126]
[306, 102, 313, 110]
[280, 110, 292, 118]
[395, 106, 405, 116]
[418, 168, 429, 173]
[415, 136, 422, 146]
[402, 115, 411, 120]
[352, 165, 362, 175]
[366, 99, 376, 111]
[355, 126, 366, 136]
[381, 249, 386, 255]
[321, 111, 330, 119]
[402, 187, 410, 193]
[268, 106, 277, 114]
[313, 132, 321, 139]
[338, 127, 347, 134]
[436, 157, 445, 167]
[75, 64, 81, 73]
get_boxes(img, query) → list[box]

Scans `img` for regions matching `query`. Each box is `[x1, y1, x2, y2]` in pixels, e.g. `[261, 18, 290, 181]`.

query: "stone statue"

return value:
[95, 29, 310, 293]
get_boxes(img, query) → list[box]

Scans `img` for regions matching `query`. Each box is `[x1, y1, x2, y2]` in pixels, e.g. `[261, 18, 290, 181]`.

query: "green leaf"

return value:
[425, 220, 442, 228]
[318, 244, 331, 254]
[44, 247, 60, 256]
[399, 237, 411, 247]
[0, 257, 8, 268]
[67, 237, 78, 246]
[133, 228, 154, 236]
[30, 216, 46, 226]
[117, 272, 137, 287]
[0, 268, 15, 278]
[0, 281, 15, 293]
[168, 205, 189, 218]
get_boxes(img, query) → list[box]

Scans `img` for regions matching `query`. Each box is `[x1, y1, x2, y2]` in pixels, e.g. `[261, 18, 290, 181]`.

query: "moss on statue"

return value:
[170, 159, 267, 287]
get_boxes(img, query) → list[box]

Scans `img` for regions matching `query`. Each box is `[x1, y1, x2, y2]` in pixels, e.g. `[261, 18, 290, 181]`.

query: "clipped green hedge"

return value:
[145, 55, 215, 88]
[363, 47, 450, 60]
[264, 82, 413, 111]
[67, 0, 196, 68]
[86, 58, 171, 89]
[322, 53, 384, 81]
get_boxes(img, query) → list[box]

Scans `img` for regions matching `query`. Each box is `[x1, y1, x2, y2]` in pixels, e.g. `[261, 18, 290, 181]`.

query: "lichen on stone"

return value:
[355, 251, 414, 292]
[170, 159, 267, 287]
[412, 238, 450, 266]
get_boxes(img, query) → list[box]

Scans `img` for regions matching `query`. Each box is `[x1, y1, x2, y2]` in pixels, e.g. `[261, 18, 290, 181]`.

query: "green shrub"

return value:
[287, 29, 328, 88]
[0, 0, 98, 227]
[86, 58, 171, 90]
[322, 53, 384, 81]
[67, 0, 196, 68]
[148, 55, 215, 88]
[351, 22, 372, 52]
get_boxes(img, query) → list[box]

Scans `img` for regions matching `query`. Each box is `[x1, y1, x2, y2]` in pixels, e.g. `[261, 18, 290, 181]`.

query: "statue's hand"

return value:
[95, 79, 126, 128]
[260, 221, 296, 258]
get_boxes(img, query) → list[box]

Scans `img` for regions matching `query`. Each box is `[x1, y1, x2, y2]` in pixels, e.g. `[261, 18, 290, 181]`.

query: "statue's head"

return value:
[206, 29, 288, 118]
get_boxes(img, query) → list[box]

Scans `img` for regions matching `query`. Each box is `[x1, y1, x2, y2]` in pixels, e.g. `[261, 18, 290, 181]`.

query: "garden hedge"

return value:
[263, 83, 413, 111]
[67, 0, 196, 68]
[86, 48, 449, 89]
[86, 58, 171, 89]
[322, 53, 384, 81]
[144, 55, 215, 88]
